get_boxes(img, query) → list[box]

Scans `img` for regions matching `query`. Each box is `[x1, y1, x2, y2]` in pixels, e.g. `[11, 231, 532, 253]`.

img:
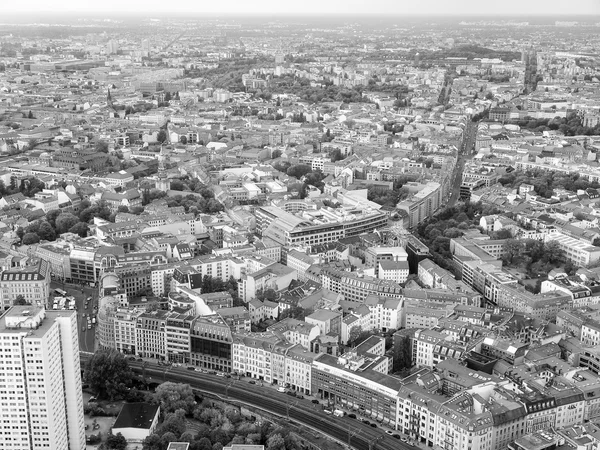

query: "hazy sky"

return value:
[3, 0, 600, 15]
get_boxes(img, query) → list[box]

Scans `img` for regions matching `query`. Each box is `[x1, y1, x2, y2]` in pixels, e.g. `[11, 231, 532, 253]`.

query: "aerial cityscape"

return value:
[2, 4, 600, 450]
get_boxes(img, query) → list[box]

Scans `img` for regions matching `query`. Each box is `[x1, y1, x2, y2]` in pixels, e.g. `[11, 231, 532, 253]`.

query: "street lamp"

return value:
[286, 400, 298, 420]
[369, 435, 384, 450]
[348, 424, 360, 445]
[225, 381, 235, 398]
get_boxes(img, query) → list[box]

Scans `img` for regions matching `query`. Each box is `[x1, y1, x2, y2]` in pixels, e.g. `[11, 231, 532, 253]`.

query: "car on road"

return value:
[400, 437, 408, 443]
[347, 414, 356, 419]
[87, 324, 91, 329]
[186, 366, 196, 371]
[248, 380, 256, 384]
[323, 409, 332, 415]
[137, 358, 143, 362]
[127, 356, 136, 361]
[392, 434, 400, 440]
[370, 423, 377, 428]
[216, 372, 225, 377]
[195, 368, 203, 372]
[311, 399, 319, 404]
[385, 430, 393, 435]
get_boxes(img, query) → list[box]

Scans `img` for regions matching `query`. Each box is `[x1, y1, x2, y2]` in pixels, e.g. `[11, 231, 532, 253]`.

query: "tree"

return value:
[55, 213, 79, 234]
[84, 350, 133, 400]
[286, 164, 312, 179]
[502, 239, 524, 266]
[45, 209, 62, 229]
[14, 295, 28, 305]
[157, 409, 187, 437]
[105, 433, 127, 450]
[28, 110, 34, 119]
[255, 288, 277, 302]
[393, 335, 412, 372]
[157, 130, 167, 144]
[543, 240, 565, 265]
[37, 221, 56, 241]
[95, 141, 109, 153]
[271, 149, 282, 159]
[154, 382, 196, 415]
[22, 232, 40, 245]
[69, 222, 89, 238]
[348, 326, 373, 346]
[117, 205, 130, 213]
[266, 434, 286, 450]
[179, 135, 188, 145]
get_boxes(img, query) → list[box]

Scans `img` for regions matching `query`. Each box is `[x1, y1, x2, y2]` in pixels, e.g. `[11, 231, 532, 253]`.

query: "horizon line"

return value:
[1, 11, 600, 17]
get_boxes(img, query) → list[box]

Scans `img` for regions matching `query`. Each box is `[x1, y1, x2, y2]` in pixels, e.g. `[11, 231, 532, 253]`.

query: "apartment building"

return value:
[412, 329, 452, 368]
[268, 318, 320, 350]
[364, 294, 403, 332]
[286, 250, 317, 281]
[320, 267, 403, 302]
[232, 332, 283, 382]
[114, 308, 144, 355]
[0, 306, 85, 450]
[136, 310, 169, 360]
[396, 181, 443, 229]
[0, 260, 51, 309]
[364, 247, 408, 277]
[165, 312, 194, 364]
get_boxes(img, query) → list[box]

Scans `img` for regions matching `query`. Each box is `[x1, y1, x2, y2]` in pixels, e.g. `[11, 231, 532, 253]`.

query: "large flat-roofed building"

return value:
[256, 205, 387, 248]
[0, 306, 85, 450]
[396, 181, 442, 229]
[312, 353, 402, 427]
[544, 232, 600, 267]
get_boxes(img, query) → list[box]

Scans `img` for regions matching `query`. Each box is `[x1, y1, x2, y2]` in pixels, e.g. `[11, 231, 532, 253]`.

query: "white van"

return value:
[277, 387, 286, 393]
[334, 409, 344, 417]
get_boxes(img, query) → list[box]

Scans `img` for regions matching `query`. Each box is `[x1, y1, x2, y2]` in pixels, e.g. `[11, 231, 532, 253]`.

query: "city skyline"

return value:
[1, 0, 600, 16]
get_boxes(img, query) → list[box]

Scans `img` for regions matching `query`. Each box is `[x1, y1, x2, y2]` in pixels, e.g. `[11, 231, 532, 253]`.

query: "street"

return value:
[447, 120, 478, 207]
[50, 281, 97, 352]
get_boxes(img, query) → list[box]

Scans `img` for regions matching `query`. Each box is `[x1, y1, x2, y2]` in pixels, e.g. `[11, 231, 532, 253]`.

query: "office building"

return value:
[0, 306, 85, 450]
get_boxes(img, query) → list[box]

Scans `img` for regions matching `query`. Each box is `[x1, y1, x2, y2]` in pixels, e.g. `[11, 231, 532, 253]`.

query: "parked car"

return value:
[186, 366, 196, 371]
[311, 399, 319, 404]
[277, 387, 286, 393]
[323, 409, 332, 415]
[127, 356, 136, 361]
[386, 430, 393, 435]
[248, 380, 256, 384]
[370, 423, 377, 428]
[137, 358, 143, 362]
[296, 394, 304, 399]
[348, 413, 356, 419]
[362, 420, 370, 425]
[286, 390, 296, 397]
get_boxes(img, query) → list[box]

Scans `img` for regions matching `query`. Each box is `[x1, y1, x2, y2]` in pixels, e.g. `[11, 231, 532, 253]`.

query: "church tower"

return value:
[156, 146, 171, 192]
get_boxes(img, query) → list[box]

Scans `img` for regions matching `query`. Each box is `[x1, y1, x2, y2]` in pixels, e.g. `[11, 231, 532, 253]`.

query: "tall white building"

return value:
[0, 306, 86, 450]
